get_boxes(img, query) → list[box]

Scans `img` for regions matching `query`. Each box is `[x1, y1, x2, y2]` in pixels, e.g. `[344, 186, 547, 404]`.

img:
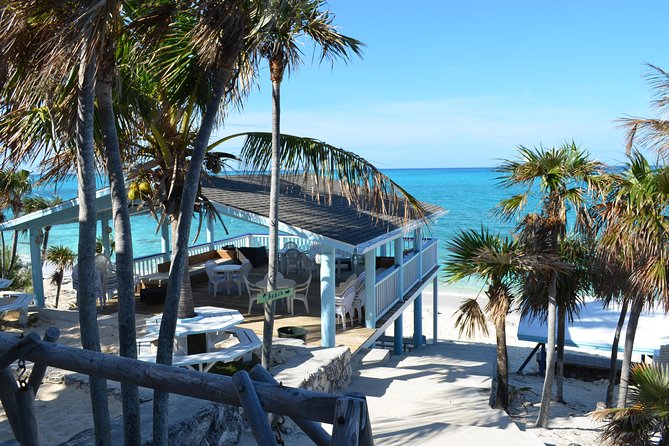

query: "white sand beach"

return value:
[0, 281, 609, 445]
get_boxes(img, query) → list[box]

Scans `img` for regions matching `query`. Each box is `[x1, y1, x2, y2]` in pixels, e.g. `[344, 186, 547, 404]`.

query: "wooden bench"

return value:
[137, 327, 261, 373]
[153, 248, 241, 285]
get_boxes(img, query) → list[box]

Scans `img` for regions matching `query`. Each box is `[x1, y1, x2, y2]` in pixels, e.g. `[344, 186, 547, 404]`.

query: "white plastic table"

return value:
[144, 306, 244, 354]
[213, 264, 241, 295]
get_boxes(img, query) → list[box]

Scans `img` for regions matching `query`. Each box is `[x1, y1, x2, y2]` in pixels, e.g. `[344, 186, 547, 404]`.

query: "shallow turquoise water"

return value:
[16, 168, 524, 294]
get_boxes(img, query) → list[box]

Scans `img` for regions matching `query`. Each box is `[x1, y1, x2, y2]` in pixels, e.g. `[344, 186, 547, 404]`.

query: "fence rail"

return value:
[0, 331, 374, 445]
[402, 252, 421, 294]
[375, 267, 399, 320]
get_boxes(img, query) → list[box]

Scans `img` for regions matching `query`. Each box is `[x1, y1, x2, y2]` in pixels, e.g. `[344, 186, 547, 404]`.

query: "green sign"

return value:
[257, 287, 295, 304]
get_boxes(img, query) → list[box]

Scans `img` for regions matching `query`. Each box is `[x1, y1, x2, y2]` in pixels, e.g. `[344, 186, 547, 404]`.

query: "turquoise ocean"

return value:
[17, 168, 524, 295]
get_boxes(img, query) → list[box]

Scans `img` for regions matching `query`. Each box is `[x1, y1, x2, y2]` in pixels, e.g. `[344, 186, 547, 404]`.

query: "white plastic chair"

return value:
[335, 285, 356, 330]
[335, 274, 357, 298]
[290, 274, 311, 315]
[230, 260, 252, 296]
[205, 262, 227, 297]
[282, 248, 302, 275]
[283, 241, 299, 250]
[243, 276, 265, 315]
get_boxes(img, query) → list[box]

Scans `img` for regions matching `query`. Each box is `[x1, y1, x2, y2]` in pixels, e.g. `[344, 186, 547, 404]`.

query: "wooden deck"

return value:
[104, 266, 376, 355]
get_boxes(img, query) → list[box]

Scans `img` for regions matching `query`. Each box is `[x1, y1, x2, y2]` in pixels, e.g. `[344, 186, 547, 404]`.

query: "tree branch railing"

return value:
[0, 330, 374, 445]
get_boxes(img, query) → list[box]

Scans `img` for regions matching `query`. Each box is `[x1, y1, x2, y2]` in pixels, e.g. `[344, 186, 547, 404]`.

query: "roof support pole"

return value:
[206, 212, 215, 250]
[413, 288, 423, 350]
[432, 276, 439, 344]
[160, 219, 170, 262]
[393, 314, 403, 355]
[394, 236, 404, 300]
[320, 246, 336, 348]
[28, 227, 44, 307]
[363, 250, 376, 329]
[379, 243, 386, 257]
[100, 216, 111, 256]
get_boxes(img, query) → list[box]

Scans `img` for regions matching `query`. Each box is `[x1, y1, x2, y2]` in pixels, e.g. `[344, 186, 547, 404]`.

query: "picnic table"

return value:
[138, 306, 260, 372]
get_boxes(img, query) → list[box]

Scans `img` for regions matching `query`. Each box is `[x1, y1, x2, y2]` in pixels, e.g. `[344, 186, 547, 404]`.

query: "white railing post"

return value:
[320, 246, 336, 348]
[414, 227, 423, 278]
[160, 220, 171, 262]
[28, 227, 44, 307]
[394, 235, 404, 301]
[206, 213, 215, 250]
[364, 250, 376, 328]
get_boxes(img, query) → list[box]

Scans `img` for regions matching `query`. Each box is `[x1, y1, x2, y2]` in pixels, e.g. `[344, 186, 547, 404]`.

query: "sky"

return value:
[218, 0, 669, 169]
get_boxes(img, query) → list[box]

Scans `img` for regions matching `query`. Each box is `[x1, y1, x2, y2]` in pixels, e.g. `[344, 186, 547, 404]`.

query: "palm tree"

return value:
[0, 169, 32, 275]
[45, 245, 76, 309]
[250, 0, 363, 369]
[22, 196, 63, 258]
[590, 152, 669, 408]
[591, 363, 669, 446]
[497, 142, 602, 427]
[445, 228, 520, 410]
[0, 2, 116, 443]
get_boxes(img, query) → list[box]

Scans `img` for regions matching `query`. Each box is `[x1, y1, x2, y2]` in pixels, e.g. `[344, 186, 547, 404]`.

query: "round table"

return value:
[213, 264, 242, 295]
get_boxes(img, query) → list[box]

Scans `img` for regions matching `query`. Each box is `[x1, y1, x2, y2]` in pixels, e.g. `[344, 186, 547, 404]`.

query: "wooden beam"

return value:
[0, 368, 22, 440]
[432, 277, 438, 344]
[332, 396, 363, 446]
[249, 365, 331, 446]
[232, 370, 277, 446]
[0, 331, 340, 424]
[28, 228, 44, 307]
[363, 250, 376, 329]
[14, 386, 39, 446]
[27, 328, 60, 395]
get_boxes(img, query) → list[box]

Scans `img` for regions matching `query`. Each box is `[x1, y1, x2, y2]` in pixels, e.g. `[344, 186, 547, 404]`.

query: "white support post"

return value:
[160, 220, 171, 262]
[379, 243, 386, 257]
[206, 213, 215, 249]
[364, 250, 376, 329]
[320, 246, 336, 348]
[100, 217, 111, 256]
[433, 277, 439, 344]
[394, 236, 404, 300]
[413, 293, 423, 349]
[28, 227, 44, 307]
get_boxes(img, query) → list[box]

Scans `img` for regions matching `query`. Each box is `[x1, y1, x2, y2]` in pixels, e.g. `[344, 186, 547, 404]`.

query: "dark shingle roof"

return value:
[201, 175, 444, 250]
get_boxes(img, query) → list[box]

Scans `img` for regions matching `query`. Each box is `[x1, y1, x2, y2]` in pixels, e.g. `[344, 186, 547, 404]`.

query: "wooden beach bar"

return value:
[0, 175, 445, 355]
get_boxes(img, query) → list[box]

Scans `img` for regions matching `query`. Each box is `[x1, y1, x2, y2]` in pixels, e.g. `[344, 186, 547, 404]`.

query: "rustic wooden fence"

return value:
[0, 329, 373, 445]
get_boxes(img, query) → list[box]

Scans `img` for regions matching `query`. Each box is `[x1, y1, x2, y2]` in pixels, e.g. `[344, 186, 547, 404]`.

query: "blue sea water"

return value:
[17, 168, 526, 294]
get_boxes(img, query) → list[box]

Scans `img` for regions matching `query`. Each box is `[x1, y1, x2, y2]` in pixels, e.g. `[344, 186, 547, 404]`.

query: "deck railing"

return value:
[375, 267, 399, 320]
[421, 238, 438, 278]
[402, 251, 421, 294]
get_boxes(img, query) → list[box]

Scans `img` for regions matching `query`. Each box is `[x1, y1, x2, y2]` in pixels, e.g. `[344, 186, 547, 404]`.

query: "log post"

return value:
[15, 386, 39, 445]
[0, 368, 22, 440]
[249, 365, 331, 446]
[0, 333, 40, 370]
[28, 327, 60, 395]
[346, 392, 374, 446]
[232, 370, 277, 446]
[332, 396, 363, 446]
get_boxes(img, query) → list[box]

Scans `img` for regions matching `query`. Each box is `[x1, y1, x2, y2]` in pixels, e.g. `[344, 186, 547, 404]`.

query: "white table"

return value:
[213, 264, 242, 295]
[145, 306, 244, 354]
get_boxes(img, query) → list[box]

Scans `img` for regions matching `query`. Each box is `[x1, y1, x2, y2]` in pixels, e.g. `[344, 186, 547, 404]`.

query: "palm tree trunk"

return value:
[555, 303, 566, 403]
[617, 297, 643, 408]
[42, 226, 52, 258]
[606, 298, 628, 408]
[153, 65, 232, 445]
[55, 277, 62, 309]
[171, 218, 195, 319]
[96, 73, 141, 445]
[536, 271, 557, 428]
[75, 56, 111, 445]
[7, 230, 18, 274]
[262, 73, 282, 371]
[494, 316, 509, 410]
